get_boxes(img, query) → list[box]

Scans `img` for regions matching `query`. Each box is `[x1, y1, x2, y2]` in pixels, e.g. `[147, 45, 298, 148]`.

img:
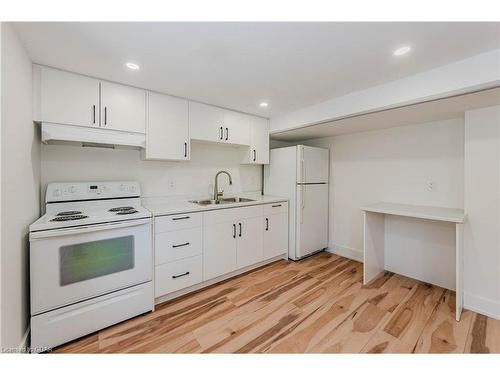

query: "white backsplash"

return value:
[41, 141, 262, 201]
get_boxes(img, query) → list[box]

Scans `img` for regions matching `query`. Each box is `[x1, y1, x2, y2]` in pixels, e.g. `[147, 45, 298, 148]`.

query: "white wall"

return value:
[41, 142, 262, 202]
[0, 23, 40, 349]
[464, 105, 500, 319]
[302, 118, 465, 261]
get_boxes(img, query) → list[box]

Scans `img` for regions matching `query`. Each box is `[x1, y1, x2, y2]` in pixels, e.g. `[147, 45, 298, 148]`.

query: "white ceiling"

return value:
[13, 22, 500, 117]
[271, 87, 500, 141]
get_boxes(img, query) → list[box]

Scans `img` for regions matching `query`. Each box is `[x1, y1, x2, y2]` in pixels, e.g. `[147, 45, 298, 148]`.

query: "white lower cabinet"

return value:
[203, 205, 264, 280]
[203, 220, 238, 280]
[263, 202, 289, 260]
[236, 216, 264, 268]
[264, 213, 288, 260]
[154, 201, 288, 301]
[154, 213, 203, 297]
[155, 255, 203, 297]
[155, 227, 202, 265]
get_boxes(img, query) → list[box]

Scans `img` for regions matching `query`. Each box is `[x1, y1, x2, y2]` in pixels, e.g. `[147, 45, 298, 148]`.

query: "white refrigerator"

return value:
[264, 145, 329, 260]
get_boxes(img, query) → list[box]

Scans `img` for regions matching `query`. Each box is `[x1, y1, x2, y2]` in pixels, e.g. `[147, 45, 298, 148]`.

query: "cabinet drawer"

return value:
[155, 255, 203, 297]
[155, 228, 202, 265]
[155, 212, 202, 233]
[263, 201, 288, 215]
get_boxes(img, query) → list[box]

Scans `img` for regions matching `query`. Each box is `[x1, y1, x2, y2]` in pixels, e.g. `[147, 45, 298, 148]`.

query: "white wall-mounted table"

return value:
[361, 202, 466, 321]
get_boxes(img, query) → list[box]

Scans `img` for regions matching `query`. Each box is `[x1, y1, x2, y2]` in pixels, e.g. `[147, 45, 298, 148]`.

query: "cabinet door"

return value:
[145, 92, 189, 160]
[203, 222, 237, 280]
[40, 67, 99, 127]
[100, 81, 146, 134]
[190, 102, 225, 143]
[224, 110, 250, 145]
[236, 216, 264, 269]
[263, 213, 288, 260]
[252, 117, 270, 164]
[242, 116, 269, 164]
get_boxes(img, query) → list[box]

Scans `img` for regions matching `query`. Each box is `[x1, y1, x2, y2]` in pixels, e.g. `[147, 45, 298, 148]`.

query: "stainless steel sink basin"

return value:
[189, 197, 255, 206]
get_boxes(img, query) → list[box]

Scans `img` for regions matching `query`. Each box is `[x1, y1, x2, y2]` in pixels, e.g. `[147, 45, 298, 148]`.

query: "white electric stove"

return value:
[29, 181, 154, 351]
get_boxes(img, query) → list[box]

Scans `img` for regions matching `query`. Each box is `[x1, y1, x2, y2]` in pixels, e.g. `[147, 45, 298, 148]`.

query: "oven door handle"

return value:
[29, 218, 151, 240]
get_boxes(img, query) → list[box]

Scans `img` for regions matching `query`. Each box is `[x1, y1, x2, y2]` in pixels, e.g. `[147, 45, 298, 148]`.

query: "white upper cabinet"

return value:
[143, 92, 189, 161]
[242, 117, 270, 164]
[100, 81, 146, 134]
[223, 111, 250, 145]
[34, 66, 146, 134]
[190, 102, 250, 146]
[189, 102, 225, 143]
[37, 67, 99, 127]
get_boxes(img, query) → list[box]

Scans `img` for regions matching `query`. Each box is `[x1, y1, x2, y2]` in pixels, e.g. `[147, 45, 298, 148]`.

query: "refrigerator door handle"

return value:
[301, 150, 305, 183]
[301, 185, 305, 223]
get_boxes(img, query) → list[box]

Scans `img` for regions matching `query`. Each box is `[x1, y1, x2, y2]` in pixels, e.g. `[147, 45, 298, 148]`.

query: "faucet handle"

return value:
[217, 190, 224, 199]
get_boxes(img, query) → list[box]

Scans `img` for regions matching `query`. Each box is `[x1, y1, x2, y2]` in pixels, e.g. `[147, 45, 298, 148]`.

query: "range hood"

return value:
[40, 122, 146, 149]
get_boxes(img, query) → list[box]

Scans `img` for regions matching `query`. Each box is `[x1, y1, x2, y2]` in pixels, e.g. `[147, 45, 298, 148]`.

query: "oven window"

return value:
[59, 236, 134, 286]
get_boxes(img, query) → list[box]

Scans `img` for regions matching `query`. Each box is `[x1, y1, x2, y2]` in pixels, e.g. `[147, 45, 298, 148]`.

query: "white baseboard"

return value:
[327, 244, 363, 262]
[464, 292, 500, 320]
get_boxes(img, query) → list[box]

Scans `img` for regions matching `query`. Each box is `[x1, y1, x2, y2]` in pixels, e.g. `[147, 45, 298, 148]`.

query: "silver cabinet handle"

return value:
[265, 218, 269, 231]
[184, 142, 188, 158]
[238, 222, 242, 237]
[172, 242, 190, 248]
[253, 149, 256, 162]
[225, 127, 228, 141]
[233, 223, 236, 238]
[92, 105, 96, 124]
[172, 271, 190, 279]
[219, 126, 223, 140]
[272, 204, 282, 208]
[104, 106, 108, 126]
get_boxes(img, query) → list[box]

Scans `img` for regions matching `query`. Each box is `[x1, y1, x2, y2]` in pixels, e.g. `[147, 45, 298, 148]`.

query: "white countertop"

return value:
[360, 202, 465, 223]
[142, 192, 289, 217]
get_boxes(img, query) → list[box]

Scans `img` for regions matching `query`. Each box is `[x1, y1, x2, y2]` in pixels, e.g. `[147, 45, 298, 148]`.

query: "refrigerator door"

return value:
[295, 183, 329, 259]
[296, 145, 329, 184]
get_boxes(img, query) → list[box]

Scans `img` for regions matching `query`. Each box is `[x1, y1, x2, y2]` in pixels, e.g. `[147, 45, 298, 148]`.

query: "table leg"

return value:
[363, 211, 385, 284]
[455, 223, 464, 321]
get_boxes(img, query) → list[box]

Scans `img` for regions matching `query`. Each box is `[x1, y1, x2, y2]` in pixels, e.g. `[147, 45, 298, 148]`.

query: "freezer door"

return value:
[296, 145, 329, 184]
[295, 184, 329, 259]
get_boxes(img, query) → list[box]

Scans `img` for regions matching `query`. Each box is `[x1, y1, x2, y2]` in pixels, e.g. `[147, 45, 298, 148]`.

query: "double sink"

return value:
[189, 197, 255, 206]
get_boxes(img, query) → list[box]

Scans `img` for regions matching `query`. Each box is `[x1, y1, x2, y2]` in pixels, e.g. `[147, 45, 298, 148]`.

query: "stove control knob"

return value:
[53, 189, 62, 197]
[69, 186, 77, 194]
[119, 184, 126, 191]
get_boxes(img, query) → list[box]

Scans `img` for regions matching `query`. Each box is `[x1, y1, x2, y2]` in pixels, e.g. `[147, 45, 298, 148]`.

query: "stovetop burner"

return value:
[116, 209, 139, 215]
[57, 211, 83, 216]
[109, 206, 135, 212]
[50, 214, 89, 222]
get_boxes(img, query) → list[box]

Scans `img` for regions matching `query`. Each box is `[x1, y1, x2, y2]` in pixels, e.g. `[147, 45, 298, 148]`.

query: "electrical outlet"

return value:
[168, 178, 176, 191]
[427, 181, 434, 191]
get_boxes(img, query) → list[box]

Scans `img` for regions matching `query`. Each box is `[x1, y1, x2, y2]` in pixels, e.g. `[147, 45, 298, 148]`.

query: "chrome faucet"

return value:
[214, 171, 233, 201]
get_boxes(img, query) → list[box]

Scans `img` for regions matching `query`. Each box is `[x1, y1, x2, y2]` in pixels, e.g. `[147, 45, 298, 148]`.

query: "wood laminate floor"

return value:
[53, 252, 500, 354]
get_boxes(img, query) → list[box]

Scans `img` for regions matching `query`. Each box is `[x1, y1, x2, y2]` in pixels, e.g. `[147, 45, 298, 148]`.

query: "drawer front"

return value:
[263, 201, 288, 215]
[31, 282, 153, 350]
[155, 227, 202, 265]
[155, 255, 203, 297]
[155, 212, 202, 233]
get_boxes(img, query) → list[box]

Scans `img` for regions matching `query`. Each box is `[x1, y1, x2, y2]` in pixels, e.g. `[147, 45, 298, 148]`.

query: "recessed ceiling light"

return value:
[259, 102, 269, 108]
[126, 62, 140, 70]
[393, 46, 411, 56]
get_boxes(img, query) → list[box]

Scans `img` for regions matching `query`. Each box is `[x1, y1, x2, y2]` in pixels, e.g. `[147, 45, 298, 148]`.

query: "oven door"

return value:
[30, 218, 152, 315]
